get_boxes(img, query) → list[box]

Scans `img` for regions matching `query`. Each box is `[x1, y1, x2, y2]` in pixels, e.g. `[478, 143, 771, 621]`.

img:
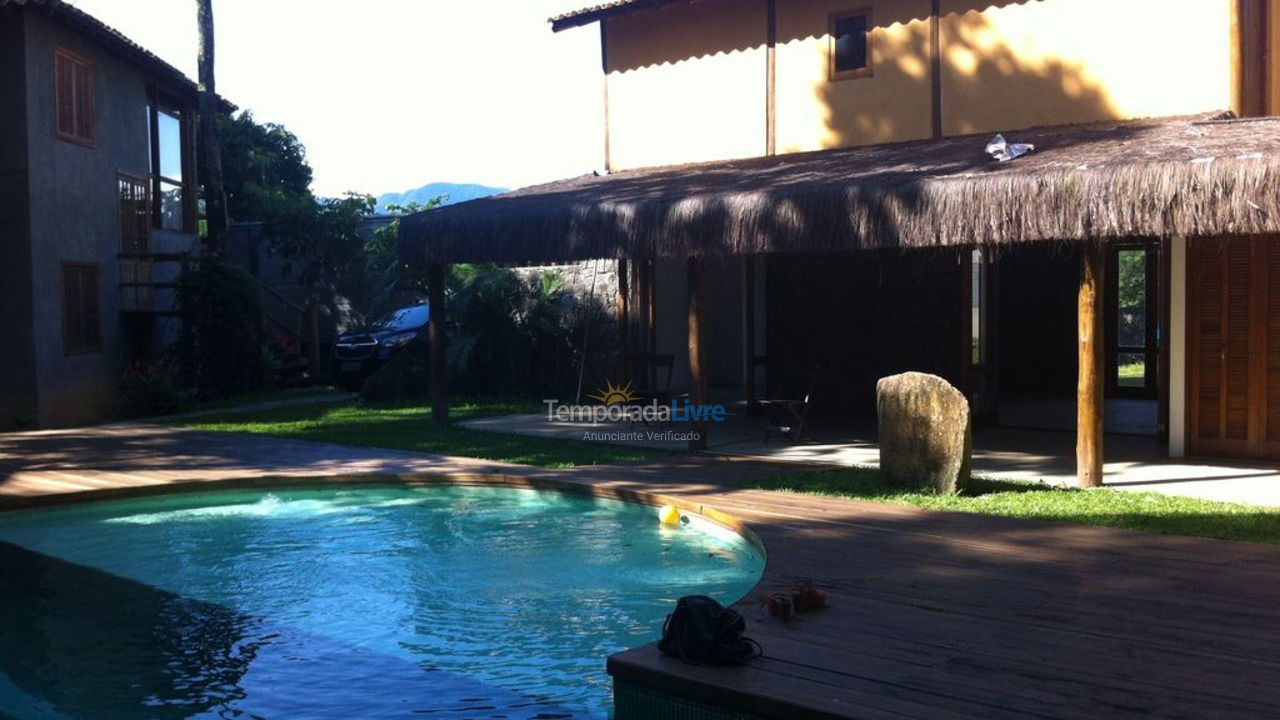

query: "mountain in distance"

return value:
[376, 182, 507, 213]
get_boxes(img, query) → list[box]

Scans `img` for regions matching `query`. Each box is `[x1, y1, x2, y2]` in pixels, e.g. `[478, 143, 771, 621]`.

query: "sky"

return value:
[68, 0, 605, 197]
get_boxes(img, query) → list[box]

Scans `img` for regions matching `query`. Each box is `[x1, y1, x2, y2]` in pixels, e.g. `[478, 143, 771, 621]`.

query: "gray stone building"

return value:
[0, 0, 213, 428]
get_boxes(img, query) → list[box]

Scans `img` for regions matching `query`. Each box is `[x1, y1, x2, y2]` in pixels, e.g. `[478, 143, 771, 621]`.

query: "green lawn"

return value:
[745, 467, 1280, 544]
[180, 398, 668, 468]
[1118, 360, 1146, 388]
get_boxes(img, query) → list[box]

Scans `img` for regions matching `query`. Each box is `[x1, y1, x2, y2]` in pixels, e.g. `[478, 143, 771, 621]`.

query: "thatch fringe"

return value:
[399, 113, 1280, 266]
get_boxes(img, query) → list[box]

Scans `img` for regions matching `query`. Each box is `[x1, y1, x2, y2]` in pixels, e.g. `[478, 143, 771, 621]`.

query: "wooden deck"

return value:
[3, 425, 1280, 719]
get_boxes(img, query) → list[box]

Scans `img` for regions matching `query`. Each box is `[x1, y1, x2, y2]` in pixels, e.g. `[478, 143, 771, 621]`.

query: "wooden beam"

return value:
[765, 0, 777, 156]
[1157, 239, 1172, 444]
[1077, 243, 1105, 488]
[647, 260, 658, 388]
[307, 302, 321, 380]
[929, 0, 942, 139]
[427, 263, 448, 424]
[600, 19, 613, 172]
[617, 259, 630, 380]
[688, 257, 709, 451]
[744, 256, 757, 409]
[1233, 0, 1270, 117]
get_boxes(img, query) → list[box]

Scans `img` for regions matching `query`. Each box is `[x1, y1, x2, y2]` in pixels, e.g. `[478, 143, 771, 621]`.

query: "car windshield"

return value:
[370, 304, 428, 332]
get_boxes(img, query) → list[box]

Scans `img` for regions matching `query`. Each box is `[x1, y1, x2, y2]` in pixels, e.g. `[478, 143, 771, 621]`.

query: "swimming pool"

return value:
[0, 484, 763, 719]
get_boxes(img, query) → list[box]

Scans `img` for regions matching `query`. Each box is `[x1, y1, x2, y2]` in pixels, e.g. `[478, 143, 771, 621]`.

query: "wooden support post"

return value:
[647, 260, 657, 354]
[744, 256, 757, 410]
[688, 257, 709, 451]
[645, 259, 657, 389]
[1077, 243, 1105, 488]
[307, 302, 321, 379]
[617, 259, 630, 381]
[427, 263, 448, 424]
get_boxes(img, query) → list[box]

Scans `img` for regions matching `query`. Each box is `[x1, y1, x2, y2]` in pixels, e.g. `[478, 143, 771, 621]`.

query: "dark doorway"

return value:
[993, 243, 1158, 436]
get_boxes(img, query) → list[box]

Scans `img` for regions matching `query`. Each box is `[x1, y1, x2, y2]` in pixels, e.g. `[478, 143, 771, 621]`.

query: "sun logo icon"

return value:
[589, 380, 638, 406]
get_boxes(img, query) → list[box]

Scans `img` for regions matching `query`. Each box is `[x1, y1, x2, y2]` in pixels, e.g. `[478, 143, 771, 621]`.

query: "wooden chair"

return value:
[625, 353, 675, 405]
[622, 353, 678, 428]
[760, 366, 819, 442]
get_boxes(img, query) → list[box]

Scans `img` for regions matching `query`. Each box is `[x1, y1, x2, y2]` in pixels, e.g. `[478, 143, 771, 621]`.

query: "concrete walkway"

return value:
[0, 423, 507, 503]
[460, 413, 1280, 506]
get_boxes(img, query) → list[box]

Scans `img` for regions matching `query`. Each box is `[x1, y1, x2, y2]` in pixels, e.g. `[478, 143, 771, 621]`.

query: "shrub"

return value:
[115, 358, 196, 419]
[175, 259, 270, 399]
[352, 265, 616, 404]
[447, 265, 613, 399]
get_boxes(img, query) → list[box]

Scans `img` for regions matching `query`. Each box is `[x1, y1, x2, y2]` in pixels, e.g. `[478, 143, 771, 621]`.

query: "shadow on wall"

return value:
[606, 0, 1124, 152]
[815, 3, 1122, 148]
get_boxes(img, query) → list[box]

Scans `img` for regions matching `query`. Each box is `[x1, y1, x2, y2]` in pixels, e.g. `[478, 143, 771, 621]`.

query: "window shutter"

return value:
[1222, 238, 1252, 442]
[62, 265, 81, 352]
[55, 54, 74, 137]
[61, 264, 101, 354]
[1192, 240, 1223, 441]
[1266, 241, 1280, 443]
[74, 61, 94, 142]
[82, 267, 101, 349]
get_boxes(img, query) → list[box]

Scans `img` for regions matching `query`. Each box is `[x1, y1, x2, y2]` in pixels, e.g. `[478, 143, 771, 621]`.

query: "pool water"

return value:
[0, 485, 762, 719]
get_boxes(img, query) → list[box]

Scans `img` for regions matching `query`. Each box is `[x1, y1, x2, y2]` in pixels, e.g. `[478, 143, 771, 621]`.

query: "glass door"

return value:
[1107, 242, 1159, 399]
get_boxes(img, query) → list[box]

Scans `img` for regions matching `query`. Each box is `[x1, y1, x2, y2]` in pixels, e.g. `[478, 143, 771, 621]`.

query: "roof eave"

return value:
[549, 0, 687, 32]
[6, 0, 235, 110]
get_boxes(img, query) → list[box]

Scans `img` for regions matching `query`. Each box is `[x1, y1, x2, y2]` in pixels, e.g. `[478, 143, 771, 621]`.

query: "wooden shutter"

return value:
[1190, 239, 1223, 444]
[54, 48, 94, 146]
[61, 264, 101, 354]
[1222, 238, 1252, 442]
[1264, 241, 1280, 448]
[1188, 236, 1280, 458]
[74, 60, 94, 142]
[55, 52, 75, 137]
[81, 267, 100, 349]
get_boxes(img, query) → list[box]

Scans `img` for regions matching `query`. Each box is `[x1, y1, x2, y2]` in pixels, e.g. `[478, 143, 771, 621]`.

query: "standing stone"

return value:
[876, 372, 971, 494]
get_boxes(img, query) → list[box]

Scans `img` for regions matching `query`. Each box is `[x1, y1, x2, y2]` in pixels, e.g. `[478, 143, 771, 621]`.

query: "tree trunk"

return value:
[197, 0, 228, 255]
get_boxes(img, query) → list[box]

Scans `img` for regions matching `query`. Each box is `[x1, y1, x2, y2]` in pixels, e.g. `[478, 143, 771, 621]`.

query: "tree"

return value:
[197, 0, 229, 254]
[219, 111, 313, 223]
[363, 199, 444, 319]
[270, 192, 377, 295]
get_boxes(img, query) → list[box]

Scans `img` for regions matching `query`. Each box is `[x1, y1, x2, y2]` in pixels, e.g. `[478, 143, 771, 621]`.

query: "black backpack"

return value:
[658, 595, 762, 665]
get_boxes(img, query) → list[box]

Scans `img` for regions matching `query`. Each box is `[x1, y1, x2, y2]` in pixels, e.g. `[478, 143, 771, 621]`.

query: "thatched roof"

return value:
[399, 113, 1280, 266]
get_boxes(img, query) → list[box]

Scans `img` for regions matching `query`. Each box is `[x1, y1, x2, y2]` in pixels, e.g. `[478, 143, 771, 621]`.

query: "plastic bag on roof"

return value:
[986, 134, 1036, 162]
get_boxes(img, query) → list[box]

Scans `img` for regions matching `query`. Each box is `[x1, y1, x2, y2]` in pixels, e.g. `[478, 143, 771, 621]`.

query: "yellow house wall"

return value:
[604, 0, 767, 171]
[940, 0, 1233, 136]
[774, 0, 934, 153]
[602, 0, 1236, 169]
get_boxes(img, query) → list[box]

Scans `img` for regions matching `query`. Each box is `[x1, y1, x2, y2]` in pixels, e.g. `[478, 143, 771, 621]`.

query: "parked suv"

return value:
[334, 303, 429, 390]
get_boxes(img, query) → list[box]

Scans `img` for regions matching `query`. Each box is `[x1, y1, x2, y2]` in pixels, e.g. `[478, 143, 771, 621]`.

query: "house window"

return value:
[829, 10, 872, 80]
[118, 174, 151, 255]
[54, 47, 95, 146]
[62, 263, 102, 355]
[148, 96, 189, 232]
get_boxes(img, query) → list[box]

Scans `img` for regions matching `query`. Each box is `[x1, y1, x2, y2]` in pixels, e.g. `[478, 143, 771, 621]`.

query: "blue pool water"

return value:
[0, 485, 763, 719]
